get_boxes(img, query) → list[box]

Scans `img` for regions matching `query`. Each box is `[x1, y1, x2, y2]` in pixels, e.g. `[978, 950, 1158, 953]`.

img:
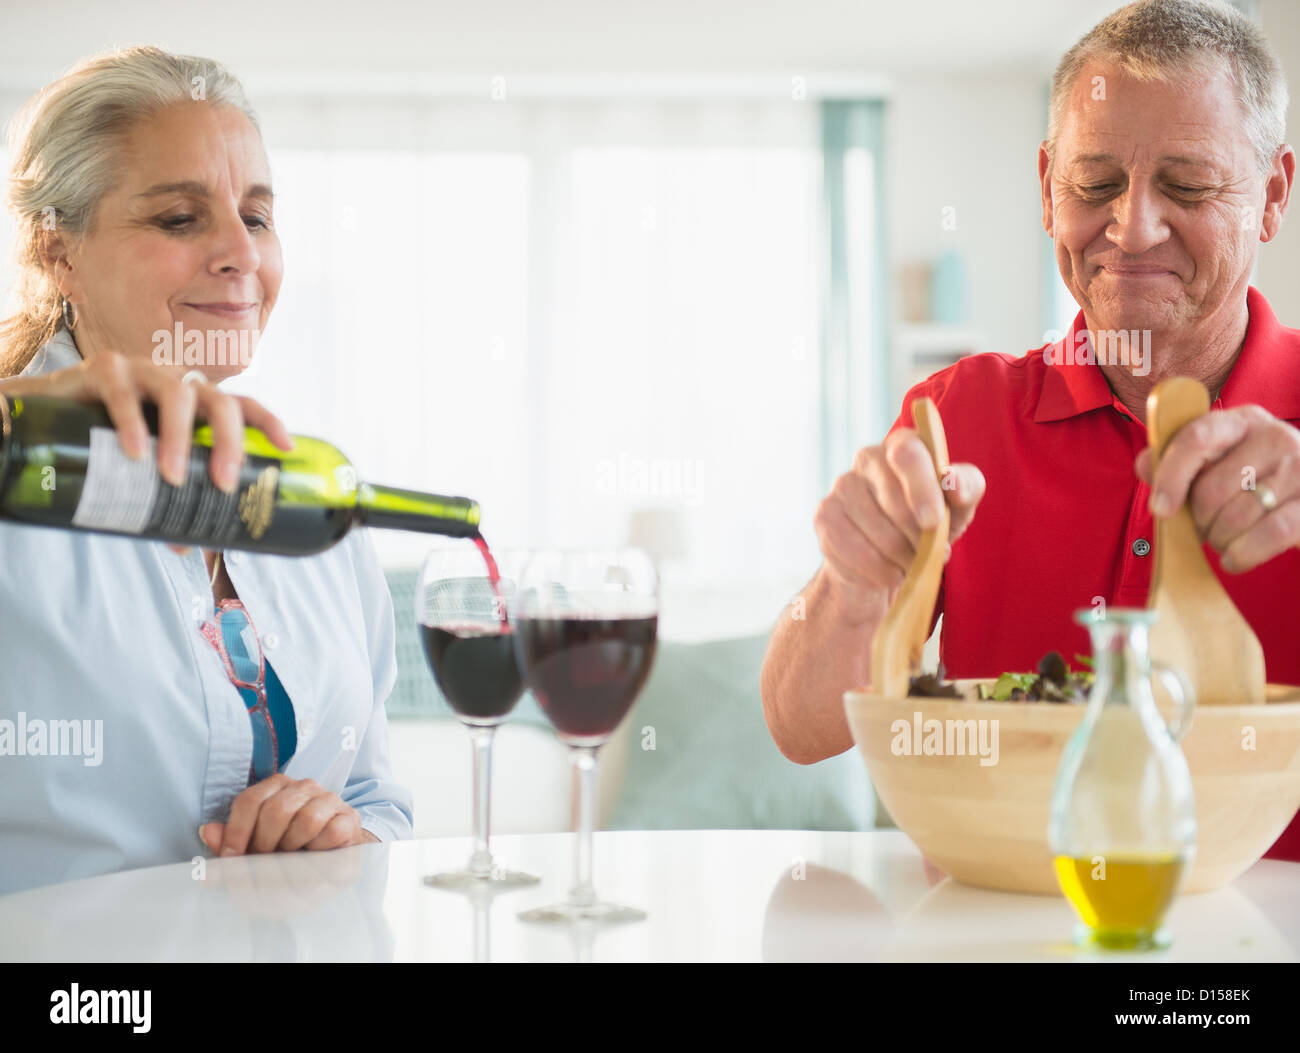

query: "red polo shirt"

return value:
[887, 285, 1300, 861]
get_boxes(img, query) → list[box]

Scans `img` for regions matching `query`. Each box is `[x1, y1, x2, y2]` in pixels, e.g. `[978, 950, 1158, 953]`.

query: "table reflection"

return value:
[881, 875, 1296, 963]
[761, 863, 891, 962]
[0, 844, 393, 962]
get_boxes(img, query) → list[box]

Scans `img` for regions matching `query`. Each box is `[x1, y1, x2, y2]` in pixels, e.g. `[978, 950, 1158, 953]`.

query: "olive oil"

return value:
[1049, 610, 1197, 952]
[1053, 853, 1187, 948]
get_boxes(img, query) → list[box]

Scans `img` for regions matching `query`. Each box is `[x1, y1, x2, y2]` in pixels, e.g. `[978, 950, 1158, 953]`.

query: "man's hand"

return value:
[1135, 404, 1300, 573]
[762, 427, 985, 765]
[198, 774, 376, 856]
[814, 427, 986, 613]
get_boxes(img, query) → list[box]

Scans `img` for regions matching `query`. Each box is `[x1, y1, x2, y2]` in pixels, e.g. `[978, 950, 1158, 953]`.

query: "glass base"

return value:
[518, 899, 646, 924]
[424, 867, 540, 891]
[1072, 921, 1172, 951]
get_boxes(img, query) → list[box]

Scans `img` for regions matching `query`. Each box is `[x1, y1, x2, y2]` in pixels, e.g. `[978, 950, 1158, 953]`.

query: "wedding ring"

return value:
[181, 369, 208, 386]
[1256, 483, 1278, 512]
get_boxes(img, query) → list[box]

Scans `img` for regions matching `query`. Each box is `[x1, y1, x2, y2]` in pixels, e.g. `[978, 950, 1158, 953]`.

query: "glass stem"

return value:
[468, 724, 496, 878]
[472, 898, 490, 963]
[569, 746, 599, 908]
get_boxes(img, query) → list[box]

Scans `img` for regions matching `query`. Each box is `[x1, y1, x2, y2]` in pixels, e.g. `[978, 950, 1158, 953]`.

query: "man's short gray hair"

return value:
[1046, 0, 1288, 176]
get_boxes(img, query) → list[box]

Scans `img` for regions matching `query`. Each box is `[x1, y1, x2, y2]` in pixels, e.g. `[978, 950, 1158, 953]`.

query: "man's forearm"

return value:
[760, 566, 889, 765]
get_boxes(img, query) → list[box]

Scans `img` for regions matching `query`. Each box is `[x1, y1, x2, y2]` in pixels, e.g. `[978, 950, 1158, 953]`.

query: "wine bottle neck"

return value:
[355, 482, 480, 537]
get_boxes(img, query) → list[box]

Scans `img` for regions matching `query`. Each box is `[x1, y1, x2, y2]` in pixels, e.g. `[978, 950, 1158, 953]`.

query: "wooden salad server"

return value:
[1146, 376, 1266, 705]
[871, 397, 950, 697]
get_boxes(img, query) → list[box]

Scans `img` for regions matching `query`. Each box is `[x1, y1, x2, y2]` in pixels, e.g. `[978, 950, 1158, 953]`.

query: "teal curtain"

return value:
[1041, 81, 1061, 339]
[820, 100, 890, 493]
[1040, 80, 1081, 339]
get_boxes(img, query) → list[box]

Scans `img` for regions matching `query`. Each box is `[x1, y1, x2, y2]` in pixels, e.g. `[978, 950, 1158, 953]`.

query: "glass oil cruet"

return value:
[1048, 607, 1196, 950]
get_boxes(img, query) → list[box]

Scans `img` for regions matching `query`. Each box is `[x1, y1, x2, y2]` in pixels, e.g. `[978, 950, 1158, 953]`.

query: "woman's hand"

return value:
[198, 774, 378, 855]
[1135, 404, 1300, 573]
[0, 348, 293, 492]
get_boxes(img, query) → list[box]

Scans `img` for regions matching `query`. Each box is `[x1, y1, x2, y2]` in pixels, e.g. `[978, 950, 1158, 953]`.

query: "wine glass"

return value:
[417, 539, 539, 890]
[512, 547, 659, 923]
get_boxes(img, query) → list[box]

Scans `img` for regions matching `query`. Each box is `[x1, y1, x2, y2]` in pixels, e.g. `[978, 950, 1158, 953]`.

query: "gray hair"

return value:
[1, 45, 260, 376]
[1046, 0, 1288, 177]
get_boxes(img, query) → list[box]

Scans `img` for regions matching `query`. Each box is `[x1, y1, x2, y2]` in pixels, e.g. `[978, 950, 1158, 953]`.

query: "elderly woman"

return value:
[763, 0, 1300, 859]
[0, 46, 412, 894]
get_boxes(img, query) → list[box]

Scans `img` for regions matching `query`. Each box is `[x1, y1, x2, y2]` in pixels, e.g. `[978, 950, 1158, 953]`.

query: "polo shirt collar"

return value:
[1034, 307, 1114, 423]
[1219, 286, 1300, 418]
[1034, 286, 1300, 423]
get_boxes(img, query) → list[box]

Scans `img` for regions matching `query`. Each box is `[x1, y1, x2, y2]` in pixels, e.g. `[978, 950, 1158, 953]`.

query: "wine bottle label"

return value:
[72, 426, 280, 544]
[72, 429, 162, 533]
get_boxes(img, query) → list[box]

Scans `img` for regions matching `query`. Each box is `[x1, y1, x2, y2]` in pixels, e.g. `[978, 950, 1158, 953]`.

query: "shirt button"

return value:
[263, 631, 280, 652]
[1132, 538, 1151, 557]
[226, 552, 242, 566]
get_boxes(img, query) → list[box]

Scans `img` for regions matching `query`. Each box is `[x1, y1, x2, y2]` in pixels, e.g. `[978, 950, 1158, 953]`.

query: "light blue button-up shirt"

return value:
[0, 330, 414, 895]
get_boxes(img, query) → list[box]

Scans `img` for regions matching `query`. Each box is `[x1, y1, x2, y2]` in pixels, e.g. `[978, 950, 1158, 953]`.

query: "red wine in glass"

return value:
[420, 622, 523, 723]
[514, 615, 658, 742]
[418, 541, 537, 890]
[512, 548, 659, 924]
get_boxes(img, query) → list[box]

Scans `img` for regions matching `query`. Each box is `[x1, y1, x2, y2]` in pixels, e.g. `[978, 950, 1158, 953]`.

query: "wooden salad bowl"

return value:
[844, 680, 1300, 894]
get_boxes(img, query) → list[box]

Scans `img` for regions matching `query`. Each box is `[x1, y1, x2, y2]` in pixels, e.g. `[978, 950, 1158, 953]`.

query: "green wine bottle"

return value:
[0, 394, 480, 554]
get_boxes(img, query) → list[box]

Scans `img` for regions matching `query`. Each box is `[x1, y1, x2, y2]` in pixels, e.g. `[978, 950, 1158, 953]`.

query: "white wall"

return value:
[888, 71, 1051, 364]
[1254, 0, 1300, 325]
[0, 2, 1122, 86]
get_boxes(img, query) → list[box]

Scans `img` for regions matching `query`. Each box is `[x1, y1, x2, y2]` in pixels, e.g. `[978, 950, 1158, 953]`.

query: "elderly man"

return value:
[762, 0, 1300, 860]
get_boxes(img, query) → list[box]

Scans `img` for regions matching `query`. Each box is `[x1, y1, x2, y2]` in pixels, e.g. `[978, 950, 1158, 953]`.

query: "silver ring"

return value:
[180, 369, 208, 386]
[1256, 483, 1278, 512]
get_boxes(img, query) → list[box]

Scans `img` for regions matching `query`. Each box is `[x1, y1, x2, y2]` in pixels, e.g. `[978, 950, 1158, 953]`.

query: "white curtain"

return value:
[244, 95, 826, 591]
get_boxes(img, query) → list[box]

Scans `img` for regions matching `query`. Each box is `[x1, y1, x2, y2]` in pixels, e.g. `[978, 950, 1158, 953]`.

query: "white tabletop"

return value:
[0, 830, 1295, 962]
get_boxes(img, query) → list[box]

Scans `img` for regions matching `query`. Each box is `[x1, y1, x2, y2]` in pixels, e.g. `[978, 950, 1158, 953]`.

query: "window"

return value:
[245, 98, 826, 591]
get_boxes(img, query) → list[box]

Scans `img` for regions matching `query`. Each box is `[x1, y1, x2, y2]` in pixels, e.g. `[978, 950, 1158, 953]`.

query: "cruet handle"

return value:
[1153, 661, 1196, 741]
